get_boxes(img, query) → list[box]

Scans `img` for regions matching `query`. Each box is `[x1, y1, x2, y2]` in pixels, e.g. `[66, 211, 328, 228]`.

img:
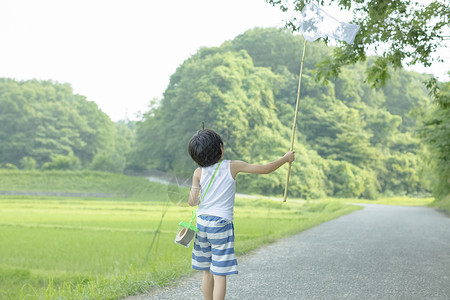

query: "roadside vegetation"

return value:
[0, 170, 437, 299]
[0, 192, 359, 299]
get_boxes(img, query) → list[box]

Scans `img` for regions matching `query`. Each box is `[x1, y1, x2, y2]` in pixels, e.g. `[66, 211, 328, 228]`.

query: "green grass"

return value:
[0, 170, 167, 200]
[0, 170, 434, 299]
[429, 193, 450, 215]
[320, 196, 434, 206]
[0, 196, 361, 299]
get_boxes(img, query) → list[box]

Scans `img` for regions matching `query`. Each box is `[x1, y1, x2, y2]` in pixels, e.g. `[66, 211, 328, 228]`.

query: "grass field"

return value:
[0, 170, 167, 200]
[0, 195, 361, 299]
[0, 170, 433, 299]
[323, 196, 434, 206]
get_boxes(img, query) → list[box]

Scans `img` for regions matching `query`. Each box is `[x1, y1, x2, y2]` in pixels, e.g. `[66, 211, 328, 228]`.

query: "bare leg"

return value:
[213, 274, 226, 300]
[202, 271, 214, 300]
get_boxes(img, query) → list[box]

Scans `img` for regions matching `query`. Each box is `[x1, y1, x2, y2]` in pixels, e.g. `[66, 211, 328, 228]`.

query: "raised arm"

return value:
[230, 151, 295, 179]
[188, 168, 201, 206]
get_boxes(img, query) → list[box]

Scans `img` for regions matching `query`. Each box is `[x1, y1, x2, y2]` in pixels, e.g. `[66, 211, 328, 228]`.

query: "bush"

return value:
[41, 155, 80, 170]
[90, 151, 125, 173]
[2, 163, 18, 170]
[20, 157, 37, 170]
[325, 161, 378, 199]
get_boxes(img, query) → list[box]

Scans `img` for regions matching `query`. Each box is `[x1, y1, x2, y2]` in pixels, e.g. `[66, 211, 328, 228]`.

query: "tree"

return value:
[132, 50, 291, 175]
[20, 157, 37, 170]
[224, 27, 331, 74]
[132, 28, 432, 198]
[266, 0, 449, 88]
[420, 78, 450, 200]
[41, 154, 81, 170]
[91, 122, 134, 173]
[0, 79, 116, 168]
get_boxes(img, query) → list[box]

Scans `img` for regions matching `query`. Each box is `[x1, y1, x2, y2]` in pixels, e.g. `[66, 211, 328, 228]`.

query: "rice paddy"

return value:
[0, 195, 361, 299]
[2, 170, 430, 299]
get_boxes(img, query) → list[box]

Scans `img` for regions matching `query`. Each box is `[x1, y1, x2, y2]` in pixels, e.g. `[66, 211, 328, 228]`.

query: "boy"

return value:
[188, 129, 295, 300]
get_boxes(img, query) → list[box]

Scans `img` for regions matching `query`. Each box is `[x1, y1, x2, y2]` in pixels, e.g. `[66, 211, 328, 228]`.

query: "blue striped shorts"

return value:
[192, 215, 238, 275]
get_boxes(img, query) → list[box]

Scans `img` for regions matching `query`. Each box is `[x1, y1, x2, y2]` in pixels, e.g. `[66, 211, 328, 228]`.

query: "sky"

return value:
[1, 0, 448, 121]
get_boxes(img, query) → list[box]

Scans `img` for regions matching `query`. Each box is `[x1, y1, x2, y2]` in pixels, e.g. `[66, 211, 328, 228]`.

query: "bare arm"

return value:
[188, 168, 201, 206]
[230, 151, 295, 179]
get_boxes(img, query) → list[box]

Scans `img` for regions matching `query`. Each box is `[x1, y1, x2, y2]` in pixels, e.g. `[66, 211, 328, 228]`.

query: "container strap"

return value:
[189, 160, 222, 224]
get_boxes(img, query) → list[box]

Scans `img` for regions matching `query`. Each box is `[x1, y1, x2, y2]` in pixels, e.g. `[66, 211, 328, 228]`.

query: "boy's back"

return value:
[197, 160, 235, 221]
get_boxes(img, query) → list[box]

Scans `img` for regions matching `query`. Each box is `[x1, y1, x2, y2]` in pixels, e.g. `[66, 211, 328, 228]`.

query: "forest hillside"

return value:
[0, 28, 439, 199]
[129, 28, 434, 199]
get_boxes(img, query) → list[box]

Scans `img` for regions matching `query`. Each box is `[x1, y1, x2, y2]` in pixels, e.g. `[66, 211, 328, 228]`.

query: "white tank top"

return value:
[197, 160, 236, 221]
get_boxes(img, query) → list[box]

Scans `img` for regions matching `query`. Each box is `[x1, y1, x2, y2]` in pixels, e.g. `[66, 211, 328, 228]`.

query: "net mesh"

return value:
[300, 3, 360, 45]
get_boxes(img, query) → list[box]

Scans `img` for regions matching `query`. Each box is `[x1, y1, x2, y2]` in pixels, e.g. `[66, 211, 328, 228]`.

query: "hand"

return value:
[192, 196, 200, 206]
[284, 151, 295, 163]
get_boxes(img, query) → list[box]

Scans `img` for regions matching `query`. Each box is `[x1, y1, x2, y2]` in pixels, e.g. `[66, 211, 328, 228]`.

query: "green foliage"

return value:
[382, 153, 423, 195]
[420, 78, 450, 201]
[19, 157, 37, 170]
[267, 0, 449, 88]
[41, 155, 81, 171]
[90, 151, 125, 173]
[322, 196, 434, 206]
[2, 163, 18, 170]
[0, 28, 435, 199]
[326, 160, 374, 198]
[0, 79, 122, 169]
[430, 193, 450, 215]
[130, 49, 290, 175]
[87, 122, 135, 173]
[132, 28, 432, 198]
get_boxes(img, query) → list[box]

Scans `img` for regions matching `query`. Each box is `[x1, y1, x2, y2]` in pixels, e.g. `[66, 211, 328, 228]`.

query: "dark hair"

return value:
[188, 129, 223, 167]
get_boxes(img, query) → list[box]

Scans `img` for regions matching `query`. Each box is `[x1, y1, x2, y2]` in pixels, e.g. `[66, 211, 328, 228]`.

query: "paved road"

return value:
[128, 204, 450, 299]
